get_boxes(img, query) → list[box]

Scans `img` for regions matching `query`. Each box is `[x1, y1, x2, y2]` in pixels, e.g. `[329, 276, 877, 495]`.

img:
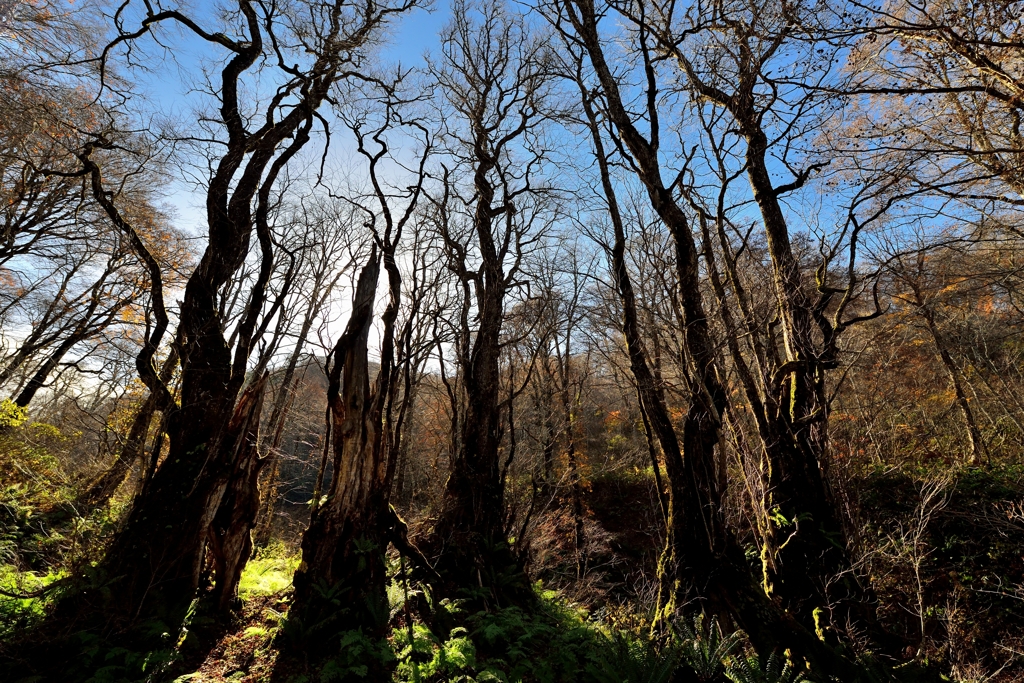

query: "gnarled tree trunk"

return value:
[208, 373, 270, 611]
[289, 253, 395, 644]
[286, 103, 431, 666]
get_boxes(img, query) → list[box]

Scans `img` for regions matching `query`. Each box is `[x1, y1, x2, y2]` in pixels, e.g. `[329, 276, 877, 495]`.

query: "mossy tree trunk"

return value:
[556, 4, 871, 678]
[657, 8, 888, 643]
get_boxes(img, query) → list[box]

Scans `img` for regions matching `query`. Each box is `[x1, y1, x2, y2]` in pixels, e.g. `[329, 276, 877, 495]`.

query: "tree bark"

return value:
[286, 102, 431, 664]
[208, 373, 270, 611]
[558, 4, 870, 677]
[39, 0, 390, 645]
[289, 253, 394, 640]
[741, 129, 881, 644]
[662, 30, 882, 640]
[425, 5, 539, 605]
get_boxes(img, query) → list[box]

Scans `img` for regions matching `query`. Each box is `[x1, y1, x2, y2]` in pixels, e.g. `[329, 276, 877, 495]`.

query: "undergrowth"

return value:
[238, 545, 301, 598]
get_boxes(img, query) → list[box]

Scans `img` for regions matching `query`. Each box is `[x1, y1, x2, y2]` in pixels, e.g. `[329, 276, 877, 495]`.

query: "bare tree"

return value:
[17, 1, 421, 670]
[284, 85, 432, 669]
[544, 0, 871, 676]
[423, 0, 551, 606]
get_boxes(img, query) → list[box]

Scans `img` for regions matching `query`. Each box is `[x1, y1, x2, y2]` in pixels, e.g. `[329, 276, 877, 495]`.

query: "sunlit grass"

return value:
[238, 545, 300, 597]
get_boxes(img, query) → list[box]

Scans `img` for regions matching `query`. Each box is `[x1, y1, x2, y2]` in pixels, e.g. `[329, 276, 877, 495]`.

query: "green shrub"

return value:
[0, 399, 27, 429]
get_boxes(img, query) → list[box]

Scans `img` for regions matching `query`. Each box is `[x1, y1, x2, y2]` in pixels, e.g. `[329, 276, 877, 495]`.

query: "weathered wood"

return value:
[208, 373, 270, 611]
[290, 252, 395, 643]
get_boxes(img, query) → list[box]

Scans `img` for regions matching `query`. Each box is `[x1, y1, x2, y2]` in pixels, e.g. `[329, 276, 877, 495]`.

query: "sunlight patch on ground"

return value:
[237, 550, 300, 597]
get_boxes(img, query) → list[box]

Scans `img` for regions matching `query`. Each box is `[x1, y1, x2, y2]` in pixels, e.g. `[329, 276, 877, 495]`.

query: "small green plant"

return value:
[676, 612, 743, 682]
[394, 623, 482, 682]
[238, 544, 300, 597]
[317, 628, 395, 682]
[586, 629, 682, 683]
[0, 564, 62, 637]
[726, 651, 807, 683]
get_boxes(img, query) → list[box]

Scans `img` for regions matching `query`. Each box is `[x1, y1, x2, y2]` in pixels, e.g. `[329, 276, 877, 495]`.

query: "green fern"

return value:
[676, 613, 743, 682]
[726, 651, 807, 683]
[587, 629, 682, 683]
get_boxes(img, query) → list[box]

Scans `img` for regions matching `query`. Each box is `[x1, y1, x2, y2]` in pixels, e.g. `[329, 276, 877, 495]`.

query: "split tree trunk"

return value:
[208, 373, 270, 611]
[290, 254, 394, 646]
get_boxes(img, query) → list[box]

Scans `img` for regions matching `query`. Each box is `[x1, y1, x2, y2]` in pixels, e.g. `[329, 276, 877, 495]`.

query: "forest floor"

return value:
[3, 462, 1024, 682]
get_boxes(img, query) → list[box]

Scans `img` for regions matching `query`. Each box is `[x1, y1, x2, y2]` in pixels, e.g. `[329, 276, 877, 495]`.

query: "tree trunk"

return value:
[51, 316, 241, 633]
[286, 238, 422, 671]
[742, 131, 882, 643]
[430, 318, 531, 605]
[290, 253, 390, 636]
[561, 9, 870, 677]
[428, 222, 533, 608]
[208, 373, 270, 611]
[921, 306, 986, 465]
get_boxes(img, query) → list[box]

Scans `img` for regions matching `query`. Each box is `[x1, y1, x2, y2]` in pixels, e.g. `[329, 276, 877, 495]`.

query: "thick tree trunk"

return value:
[208, 374, 269, 611]
[48, 242, 255, 635]
[53, 327, 240, 632]
[655, 18, 880, 640]
[427, 127, 532, 608]
[286, 240, 425, 672]
[428, 280, 532, 606]
[13, 12, 385, 674]
[431, 327, 531, 606]
[290, 254, 390, 642]
[742, 134, 882, 643]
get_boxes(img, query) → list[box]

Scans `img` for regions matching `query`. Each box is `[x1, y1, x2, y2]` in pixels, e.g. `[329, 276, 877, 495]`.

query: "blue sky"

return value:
[388, 0, 449, 67]
[135, 0, 451, 234]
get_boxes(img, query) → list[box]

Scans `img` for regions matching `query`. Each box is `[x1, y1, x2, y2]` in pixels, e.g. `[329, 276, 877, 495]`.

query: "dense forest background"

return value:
[1, 0, 1024, 681]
